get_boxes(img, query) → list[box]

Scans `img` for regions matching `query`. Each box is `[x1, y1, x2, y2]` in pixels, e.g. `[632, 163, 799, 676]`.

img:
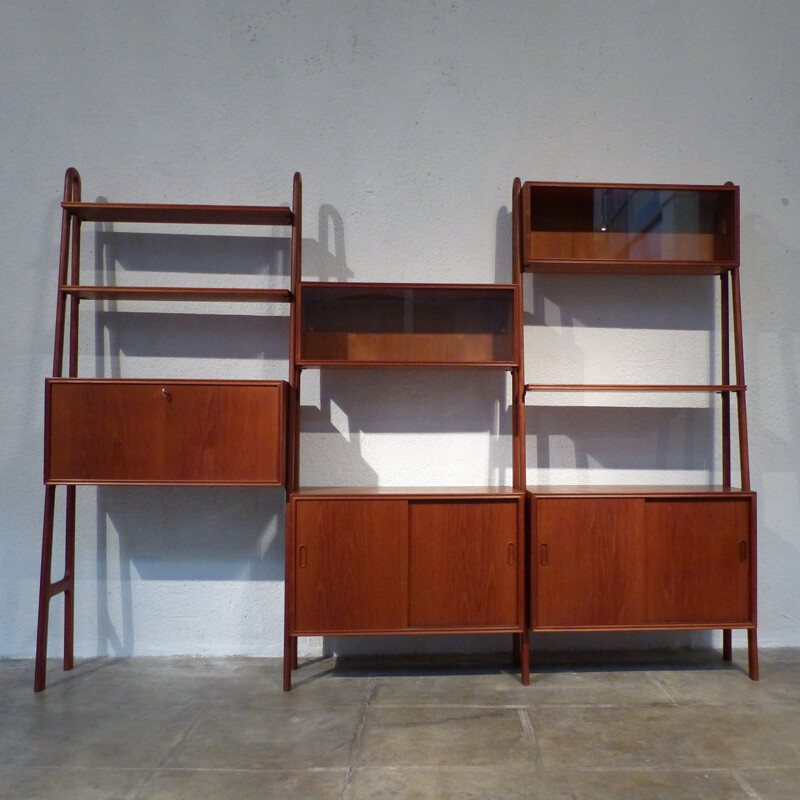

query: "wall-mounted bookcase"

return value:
[514, 179, 757, 679]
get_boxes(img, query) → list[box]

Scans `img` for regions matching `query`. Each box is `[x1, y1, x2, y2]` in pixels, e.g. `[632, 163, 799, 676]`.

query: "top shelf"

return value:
[520, 182, 738, 275]
[62, 202, 294, 227]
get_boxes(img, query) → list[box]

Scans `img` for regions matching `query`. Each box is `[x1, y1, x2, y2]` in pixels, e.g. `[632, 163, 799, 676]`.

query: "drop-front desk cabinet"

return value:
[45, 379, 287, 485]
[283, 282, 529, 689]
[513, 180, 758, 679]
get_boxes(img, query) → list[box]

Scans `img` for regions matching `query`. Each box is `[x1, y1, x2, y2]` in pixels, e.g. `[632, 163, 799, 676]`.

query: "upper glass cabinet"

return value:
[520, 182, 737, 274]
[297, 283, 516, 366]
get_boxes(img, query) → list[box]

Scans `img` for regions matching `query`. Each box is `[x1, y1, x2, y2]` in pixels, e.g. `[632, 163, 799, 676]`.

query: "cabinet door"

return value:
[293, 499, 408, 633]
[534, 497, 646, 628]
[409, 500, 519, 628]
[46, 380, 285, 484]
[162, 383, 284, 483]
[644, 499, 752, 624]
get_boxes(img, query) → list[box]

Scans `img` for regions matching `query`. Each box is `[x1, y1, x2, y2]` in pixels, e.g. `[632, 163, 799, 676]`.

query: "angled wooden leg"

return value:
[64, 486, 76, 671]
[35, 485, 78, 692]
[748, 628, 759, 681]
[722, 628, 732, 662]
[34, 486, 57, 692]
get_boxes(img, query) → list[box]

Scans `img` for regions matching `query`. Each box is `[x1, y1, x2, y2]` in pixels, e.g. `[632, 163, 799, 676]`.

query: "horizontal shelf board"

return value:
[293, 486, 524, 499]
[521, 260, 737, 275]
[531, 622, 756, 632]
[525, 383, 746, 393]
[299, 281, 517, 291]
[291, 626, 525, 636]
[297, 359, 517, 369]
[522, 180, 737, 190]
[46, 378, 287, 386]
[45, 479, 285, 486]
[527, 484, 755, 497]
[60, 286, 293, 303]
[63, 202, 293, 226]
[44, 479, 283, 486]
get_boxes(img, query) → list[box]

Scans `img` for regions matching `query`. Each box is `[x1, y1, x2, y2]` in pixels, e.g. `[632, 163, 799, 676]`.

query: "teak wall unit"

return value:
[283, 276, 529, 688]
[513, 180, 758, 679]
[35, 168, 301, 691]
[37, 170, 757, 692]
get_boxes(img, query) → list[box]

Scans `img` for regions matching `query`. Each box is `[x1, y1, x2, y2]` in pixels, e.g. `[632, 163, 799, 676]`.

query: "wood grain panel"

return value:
[409, 500, 519, 627]
[300, 331, 511, 364]
[534, 497, 646, 628]
[293, 499, 408, 632]
[45, 380, 285, 484]
[527, 232, 721, 263]
[644, 498, 752, 624]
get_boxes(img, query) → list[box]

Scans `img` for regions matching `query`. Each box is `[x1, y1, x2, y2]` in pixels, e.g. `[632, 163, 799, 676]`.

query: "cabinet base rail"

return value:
[527, 627, 758, 681]
[283, 631, 531, 691]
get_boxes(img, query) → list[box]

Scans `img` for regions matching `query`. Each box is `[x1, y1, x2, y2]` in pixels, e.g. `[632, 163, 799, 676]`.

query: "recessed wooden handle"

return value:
[298, 545, 307, 568]
[507, 543, 515, 566]
[540, 543, 548, 566]
[739, 540, 748, 562]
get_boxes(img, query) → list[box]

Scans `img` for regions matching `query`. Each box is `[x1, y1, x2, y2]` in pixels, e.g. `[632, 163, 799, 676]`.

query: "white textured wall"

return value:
[2, 1, 799, 659]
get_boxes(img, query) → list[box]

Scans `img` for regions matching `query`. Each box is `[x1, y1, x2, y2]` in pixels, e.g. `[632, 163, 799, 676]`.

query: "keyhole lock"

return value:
[161, 388, 172, 402]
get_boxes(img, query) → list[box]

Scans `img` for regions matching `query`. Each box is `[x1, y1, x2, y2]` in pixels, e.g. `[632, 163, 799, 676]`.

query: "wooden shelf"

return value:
[63, 202, 293, 226]
[60, 286, 293, 303]
[520, 182, 738, 274]
[293, 486, 525, 499]
[527, 485, 755, 497]
[298, 282, 517, 366]
[525, 383, 746, 393]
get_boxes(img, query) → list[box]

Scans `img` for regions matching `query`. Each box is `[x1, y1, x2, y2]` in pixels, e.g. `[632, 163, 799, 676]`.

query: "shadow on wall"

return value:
[740, 212, 800, 638]
[79, 221, 299, 658]
[297, 202, 515, 489]
[524, 272, 721, 482]
[95, 486, 285, 658]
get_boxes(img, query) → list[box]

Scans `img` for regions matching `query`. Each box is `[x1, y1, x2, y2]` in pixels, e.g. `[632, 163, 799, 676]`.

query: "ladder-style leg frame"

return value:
[35, 168, 82, 692]
[34, 486, 76, 691]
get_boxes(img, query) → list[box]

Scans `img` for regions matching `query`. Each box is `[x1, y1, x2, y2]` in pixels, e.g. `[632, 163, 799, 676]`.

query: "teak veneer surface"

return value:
[62, 202, 293, 226]
[45, 379, 286, 485]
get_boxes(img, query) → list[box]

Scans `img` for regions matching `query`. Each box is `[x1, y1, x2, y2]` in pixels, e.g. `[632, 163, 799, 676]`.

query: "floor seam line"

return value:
[733, 771, 765, 799]
[340, 676, 375, 800]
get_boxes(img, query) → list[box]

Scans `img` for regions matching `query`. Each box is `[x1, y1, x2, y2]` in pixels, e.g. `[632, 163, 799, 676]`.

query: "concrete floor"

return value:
[2, 649, 800, 799]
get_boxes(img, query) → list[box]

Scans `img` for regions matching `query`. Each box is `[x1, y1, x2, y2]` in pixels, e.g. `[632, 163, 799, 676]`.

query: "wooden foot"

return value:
[520, 629, 530, 686]
[748, 628, 759, 681]
[722, 628, 732, 662]
[283, 634, 293, 691]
